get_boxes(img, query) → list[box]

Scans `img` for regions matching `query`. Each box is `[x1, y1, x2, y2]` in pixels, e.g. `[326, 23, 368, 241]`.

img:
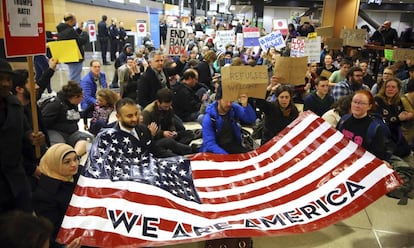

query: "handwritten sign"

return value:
[166, 28, 189, 56]
[325, 38, 343, 50]
[320, 69, 333, 78]
[290, 38, 305, 57]
[291, 37, 321, 63]
[316, 26, 334, 38]
[393, 48, 414, 61]
[340, 29, 366, 47]
[216, 30, 235, 51]
[221, 66, 268, 101]
[258, 30, 286, 52]
[307, 32, 317, 39]
[48, 40, 82, 63]
[274, 56, 308, 85]
[236, 33, 244, 48]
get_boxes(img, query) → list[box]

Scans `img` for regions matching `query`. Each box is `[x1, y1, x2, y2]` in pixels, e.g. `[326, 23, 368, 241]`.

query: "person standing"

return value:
[0, 59, 32, 214]
[97, 15, 110, 65]
[370, 20, 399, 46]
[118, 21, 127, 53]
[109, 18, 119, 62]
[56, 12, 88, 83]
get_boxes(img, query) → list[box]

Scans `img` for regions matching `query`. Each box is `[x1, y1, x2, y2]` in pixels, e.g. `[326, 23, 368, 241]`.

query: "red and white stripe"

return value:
[57, 112, 401, 248]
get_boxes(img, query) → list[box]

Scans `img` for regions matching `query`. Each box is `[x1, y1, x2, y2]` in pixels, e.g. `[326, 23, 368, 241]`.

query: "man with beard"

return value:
[0, 59, 34, 213]
[90, 98, 160, 159]
[332, 67, 370, 102]
[12, 69, 49, 189]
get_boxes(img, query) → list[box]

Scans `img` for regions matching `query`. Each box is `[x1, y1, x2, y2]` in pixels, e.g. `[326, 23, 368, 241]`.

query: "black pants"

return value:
[153, 138, 192, 157]
[98, 37, 109, 63]
[220, 142, 249, 154]
[110, 39, 118, 61]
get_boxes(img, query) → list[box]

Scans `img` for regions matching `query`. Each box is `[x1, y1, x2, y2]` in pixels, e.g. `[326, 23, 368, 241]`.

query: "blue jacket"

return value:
[200, 101, 256, 154]
[80, 71, 107, 110]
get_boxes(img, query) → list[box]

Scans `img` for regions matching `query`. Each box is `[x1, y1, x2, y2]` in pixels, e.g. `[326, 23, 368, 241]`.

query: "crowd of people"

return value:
[0, 11, 414, 247]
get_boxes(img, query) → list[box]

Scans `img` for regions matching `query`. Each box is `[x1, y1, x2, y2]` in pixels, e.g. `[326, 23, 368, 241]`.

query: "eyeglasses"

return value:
[352, 100, 369, 106]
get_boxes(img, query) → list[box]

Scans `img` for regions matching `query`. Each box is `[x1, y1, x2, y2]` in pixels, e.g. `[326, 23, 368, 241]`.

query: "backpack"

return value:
[337, 114, 414, 205]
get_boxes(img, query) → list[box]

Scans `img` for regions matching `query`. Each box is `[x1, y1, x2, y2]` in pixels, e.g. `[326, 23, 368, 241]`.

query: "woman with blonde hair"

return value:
[196, 50, 217, 91]
[33, 143, 82, 248]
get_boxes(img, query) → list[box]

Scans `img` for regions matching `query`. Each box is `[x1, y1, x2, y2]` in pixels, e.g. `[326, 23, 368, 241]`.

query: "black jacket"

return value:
[172, 82, 202, 121]
[56, 22, 88, 62]
[41, 92, 80, 135]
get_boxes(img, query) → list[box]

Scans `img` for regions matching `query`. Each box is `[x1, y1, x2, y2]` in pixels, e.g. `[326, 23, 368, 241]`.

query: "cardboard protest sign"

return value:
[393, 48, 414, 61]
[221, 66, 268, 101]
[307, 32, 317, 39]
[325, 38, 343, 49]
[258, 30, 286, 52]
[340, 29, 366, 47]
[320, 69, 333, 78]
[316, 26, 334, 38]
[300, 16, 310, 25]
[384, 49, 394, 61]
[48, 40, 82, 63]
[216, 30, 235, 51]
[274, 56, 308, 85]
[166, 28, 189, 56]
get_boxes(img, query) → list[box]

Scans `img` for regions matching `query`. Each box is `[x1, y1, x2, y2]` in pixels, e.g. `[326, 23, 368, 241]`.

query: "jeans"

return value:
[68, 61, 83, 83]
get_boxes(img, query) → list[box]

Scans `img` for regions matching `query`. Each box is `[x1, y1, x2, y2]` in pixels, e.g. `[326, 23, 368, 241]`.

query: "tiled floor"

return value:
[46, 52, 414, 248]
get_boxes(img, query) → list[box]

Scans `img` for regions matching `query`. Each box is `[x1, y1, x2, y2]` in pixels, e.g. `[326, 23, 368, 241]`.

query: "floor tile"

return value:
[375, 230, 414, 248]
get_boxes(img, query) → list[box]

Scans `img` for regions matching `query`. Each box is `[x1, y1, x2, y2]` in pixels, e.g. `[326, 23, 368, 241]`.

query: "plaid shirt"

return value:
[332, 79, 369, 102]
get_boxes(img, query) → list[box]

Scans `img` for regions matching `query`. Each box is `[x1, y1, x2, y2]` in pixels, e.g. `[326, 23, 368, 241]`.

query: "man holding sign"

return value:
[200, 87, 256, 154]
[56, 12, 88, 83]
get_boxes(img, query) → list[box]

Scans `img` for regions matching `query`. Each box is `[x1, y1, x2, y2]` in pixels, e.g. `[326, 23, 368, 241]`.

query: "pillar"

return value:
[253, 0, 264, 28]
[321, 0, 361, 38]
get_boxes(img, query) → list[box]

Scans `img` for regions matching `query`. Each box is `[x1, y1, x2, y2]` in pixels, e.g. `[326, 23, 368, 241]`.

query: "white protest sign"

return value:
[166, 28, 189, 56]
[272, 19, 288, 36]
[290, 38, 305, 57]
[236, 33, 244, 48]
[304, 36, 321, 63]
[216, 30, 235, 51]
[258, 30, 286, 52]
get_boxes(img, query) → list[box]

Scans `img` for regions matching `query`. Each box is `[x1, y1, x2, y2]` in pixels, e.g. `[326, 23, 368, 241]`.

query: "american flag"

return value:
[57, 112, 401, 248]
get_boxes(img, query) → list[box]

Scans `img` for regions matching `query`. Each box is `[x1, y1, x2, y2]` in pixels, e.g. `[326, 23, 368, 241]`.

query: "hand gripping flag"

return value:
[57, 111, 401, 247]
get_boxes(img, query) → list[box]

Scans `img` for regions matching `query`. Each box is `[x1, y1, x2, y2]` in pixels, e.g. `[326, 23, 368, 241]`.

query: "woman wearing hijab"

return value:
[32, 143, 82, 248]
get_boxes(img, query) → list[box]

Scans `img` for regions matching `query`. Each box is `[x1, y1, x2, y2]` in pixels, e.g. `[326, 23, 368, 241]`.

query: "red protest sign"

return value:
[1, 0, 46, 57]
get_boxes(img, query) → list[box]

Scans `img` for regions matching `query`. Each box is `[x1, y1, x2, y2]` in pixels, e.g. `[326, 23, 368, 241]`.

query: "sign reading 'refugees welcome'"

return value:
[221, 66, 268, 101]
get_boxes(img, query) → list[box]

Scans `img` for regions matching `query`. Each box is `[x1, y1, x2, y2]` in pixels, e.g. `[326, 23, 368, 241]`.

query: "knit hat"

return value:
[39, 143, 77, 180]
[216, 50, 224, 58]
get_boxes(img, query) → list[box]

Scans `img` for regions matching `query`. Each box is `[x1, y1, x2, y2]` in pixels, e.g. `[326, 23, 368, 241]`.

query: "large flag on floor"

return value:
[57, 111, 401, 247]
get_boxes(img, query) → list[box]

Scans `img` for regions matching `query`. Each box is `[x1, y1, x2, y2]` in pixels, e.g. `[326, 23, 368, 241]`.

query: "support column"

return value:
[321, 0, 360, 38]
[253, 0, 264, 28]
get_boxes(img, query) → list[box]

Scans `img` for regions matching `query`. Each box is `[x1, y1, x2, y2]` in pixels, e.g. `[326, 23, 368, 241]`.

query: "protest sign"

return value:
[258, 30, 286, 52]
[236, 33, 244, 48]
[272, 19, 288, 36]
[216, 30, 235, 51]
[290, 38, 305, 57]
[1, 0, 46, 57]
[166, 28, 189, 56]
[243, 27, 260, 47]
[325, 38, 343, 49]
[393, 48, 414, 61]
[304, 36, 321, 63]
[221, 66, 268, 101]
[300, 16, 310, 25]
[274, 56, 308, 85]
[340, 29, 366, 47]
[307, 32, 317, 39]
[48, 40, 82, 63]
[320, 69, 333, 78]
[384, 49, 394, 61]
[316, 26, 334, 38]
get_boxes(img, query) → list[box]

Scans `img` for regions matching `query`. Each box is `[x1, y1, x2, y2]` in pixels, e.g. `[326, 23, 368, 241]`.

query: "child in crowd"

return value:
[83, 88, 119, 136]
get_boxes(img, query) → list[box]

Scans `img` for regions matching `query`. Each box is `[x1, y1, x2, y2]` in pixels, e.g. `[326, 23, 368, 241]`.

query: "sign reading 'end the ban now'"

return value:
[165, 28, 189, 56]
